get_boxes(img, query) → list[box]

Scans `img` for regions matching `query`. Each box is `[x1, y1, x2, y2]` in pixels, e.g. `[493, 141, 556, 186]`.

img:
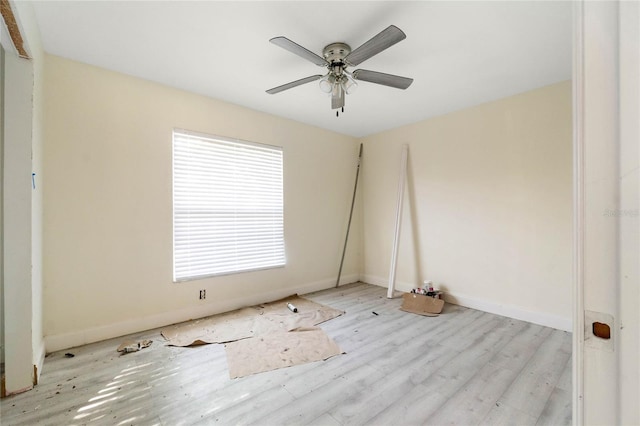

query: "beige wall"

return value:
[43, 53, 571, 349]
[360, 81, 572, 330]
[43, 55, 361, 350]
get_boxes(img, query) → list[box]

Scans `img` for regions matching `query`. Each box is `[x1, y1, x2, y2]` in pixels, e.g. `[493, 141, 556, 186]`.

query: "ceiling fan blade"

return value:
[270, 37, 328, 66]
[344, 25, 406, 66]
[352, 69, 413, 89]
[266, 75, 323, 94]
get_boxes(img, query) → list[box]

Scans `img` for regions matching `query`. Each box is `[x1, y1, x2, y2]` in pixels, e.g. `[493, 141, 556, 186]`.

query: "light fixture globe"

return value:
[319, 74, 335, 93]
[341, 73, 358, 95]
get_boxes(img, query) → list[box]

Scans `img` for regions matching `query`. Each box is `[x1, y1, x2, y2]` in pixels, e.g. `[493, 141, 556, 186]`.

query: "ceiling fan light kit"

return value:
[266, 25, 414, 116]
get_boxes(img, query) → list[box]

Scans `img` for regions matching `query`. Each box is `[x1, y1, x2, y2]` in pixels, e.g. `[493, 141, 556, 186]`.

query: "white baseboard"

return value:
[360, 274, 416, 294]
[335, 273, 360, 287]
[44, 274, 360, 353]
[444, 292, 572, 332]
[361, 274, 572, 332]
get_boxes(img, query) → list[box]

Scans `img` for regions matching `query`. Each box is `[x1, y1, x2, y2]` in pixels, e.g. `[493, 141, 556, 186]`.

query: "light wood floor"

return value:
[0, 283, 572, 425]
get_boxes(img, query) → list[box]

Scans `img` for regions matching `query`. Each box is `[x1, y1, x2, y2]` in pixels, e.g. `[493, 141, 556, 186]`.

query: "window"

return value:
[172, 130, 285, 281]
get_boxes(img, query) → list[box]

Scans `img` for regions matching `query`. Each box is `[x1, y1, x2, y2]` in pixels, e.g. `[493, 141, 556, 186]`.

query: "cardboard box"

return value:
[401, 293, 445, 316]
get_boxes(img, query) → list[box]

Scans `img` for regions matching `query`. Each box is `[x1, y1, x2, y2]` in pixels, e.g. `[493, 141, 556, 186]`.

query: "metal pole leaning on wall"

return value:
[336, 143, 363, 288]
[388, 144, 408, 298]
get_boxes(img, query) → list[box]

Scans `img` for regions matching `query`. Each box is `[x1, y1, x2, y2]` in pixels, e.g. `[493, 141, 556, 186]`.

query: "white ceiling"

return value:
[30, 1, 572, 138]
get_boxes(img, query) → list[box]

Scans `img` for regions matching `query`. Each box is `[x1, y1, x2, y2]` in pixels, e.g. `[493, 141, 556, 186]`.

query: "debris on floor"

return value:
[401, 292, 445, 316]
[64, 353, 75, 358]
[117, 339, 152, 354]
[410, 281, 444, 299]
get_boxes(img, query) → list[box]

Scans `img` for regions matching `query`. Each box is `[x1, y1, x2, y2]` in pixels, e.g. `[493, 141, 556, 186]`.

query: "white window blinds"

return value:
[173, 130, 285, 281]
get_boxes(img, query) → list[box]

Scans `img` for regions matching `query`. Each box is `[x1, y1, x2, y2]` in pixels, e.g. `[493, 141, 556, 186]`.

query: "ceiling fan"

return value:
[266, 25, 414, 116]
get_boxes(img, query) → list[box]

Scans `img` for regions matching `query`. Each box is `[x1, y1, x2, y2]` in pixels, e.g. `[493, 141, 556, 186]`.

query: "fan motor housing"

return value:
[323, 43, 351, 64]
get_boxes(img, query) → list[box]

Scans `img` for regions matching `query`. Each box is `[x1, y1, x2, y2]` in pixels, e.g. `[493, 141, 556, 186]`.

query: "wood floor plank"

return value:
[494, 329, 571, 419]
[426, 362, 511, 425]
[367, 316, 527, 425]
[193, 384, 296, 425]
[536, 387, 572, 426]
[416, 321, 561, 426]
[365, 382, 449, 425]
[248, 364, 385, 425]
[0, 283, 571, 426]
[482, 400, 538, 426]
[554, 356, 572, 392]
[308, 412, 342, 426]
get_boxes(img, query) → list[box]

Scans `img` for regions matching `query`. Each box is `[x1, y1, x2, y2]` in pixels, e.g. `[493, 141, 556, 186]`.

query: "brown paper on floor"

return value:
[161, 295, 344, 346]
[252, 295, 345, 335]
[224, 327, 344, 379]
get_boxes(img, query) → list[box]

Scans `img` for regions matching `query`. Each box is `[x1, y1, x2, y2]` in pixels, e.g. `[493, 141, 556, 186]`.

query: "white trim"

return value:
[572, 1, 585, 423]
[362, 275, 572, 331]
[33, 339, 45, 383]
[388, 144, 408, 298]
[444, 292, 572, 332]
[3, 52, 34, 394]
[44, 274, 359, 353]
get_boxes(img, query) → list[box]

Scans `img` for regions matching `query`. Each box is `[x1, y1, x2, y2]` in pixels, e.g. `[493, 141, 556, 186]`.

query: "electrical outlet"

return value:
[199, 289, 206, 300]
